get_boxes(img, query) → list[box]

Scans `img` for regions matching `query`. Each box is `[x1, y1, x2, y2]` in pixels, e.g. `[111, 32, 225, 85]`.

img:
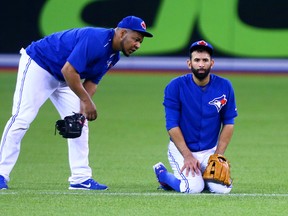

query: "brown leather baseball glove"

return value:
[203, 154, 232, 186]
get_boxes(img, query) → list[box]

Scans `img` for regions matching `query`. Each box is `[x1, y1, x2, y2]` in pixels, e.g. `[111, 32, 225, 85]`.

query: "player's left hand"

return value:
[55, 113, 86, 138]
[203, 154, 232, 185]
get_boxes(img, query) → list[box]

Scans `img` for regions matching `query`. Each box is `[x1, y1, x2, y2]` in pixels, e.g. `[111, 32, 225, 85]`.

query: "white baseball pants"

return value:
[168, 141, 232, 193]
[0, 49, 92, 184]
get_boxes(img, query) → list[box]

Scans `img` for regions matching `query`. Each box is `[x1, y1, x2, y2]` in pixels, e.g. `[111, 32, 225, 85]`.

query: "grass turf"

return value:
[0, 71, 288, 216]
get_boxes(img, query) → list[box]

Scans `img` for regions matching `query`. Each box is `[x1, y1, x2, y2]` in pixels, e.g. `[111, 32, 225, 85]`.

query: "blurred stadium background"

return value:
[0, 0, 287, 73]
[1, 2, 288, 215]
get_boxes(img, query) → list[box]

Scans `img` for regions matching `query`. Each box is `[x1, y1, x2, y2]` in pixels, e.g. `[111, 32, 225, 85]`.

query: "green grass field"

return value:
[0, 71, 288, 215]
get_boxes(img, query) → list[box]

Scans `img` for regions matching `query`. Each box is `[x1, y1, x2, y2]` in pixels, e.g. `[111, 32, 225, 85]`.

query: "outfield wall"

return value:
[1, 0, 287, 72]
[1, 54, 288, 73]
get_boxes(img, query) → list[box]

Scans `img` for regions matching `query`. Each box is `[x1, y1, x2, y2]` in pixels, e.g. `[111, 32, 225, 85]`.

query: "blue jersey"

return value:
[26, 27, 120, 84]
[163, 74, 238, 152]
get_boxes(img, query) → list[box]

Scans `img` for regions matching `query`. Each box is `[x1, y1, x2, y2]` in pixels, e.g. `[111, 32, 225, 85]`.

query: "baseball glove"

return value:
[203, 154, 232, 186]
[55, 113, 85, 138]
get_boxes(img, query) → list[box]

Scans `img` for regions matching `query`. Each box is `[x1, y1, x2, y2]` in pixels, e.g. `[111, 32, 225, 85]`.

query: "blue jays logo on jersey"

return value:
[209, 94, 227, 112]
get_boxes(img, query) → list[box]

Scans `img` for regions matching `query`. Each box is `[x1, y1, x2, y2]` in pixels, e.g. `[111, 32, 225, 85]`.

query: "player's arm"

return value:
[168, 127, 201, 177]
[215, 124, 234, 155]
[81, 79, 98, 115]
[61, 61, 97, 121]
[82, 79, 97, 97]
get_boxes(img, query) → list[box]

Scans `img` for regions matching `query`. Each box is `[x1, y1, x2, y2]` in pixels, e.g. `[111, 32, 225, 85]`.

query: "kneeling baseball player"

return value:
[153, 40, 238, 194]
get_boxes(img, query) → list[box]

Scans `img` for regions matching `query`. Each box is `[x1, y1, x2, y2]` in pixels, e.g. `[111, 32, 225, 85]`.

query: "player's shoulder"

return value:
[165, 74, 191, 93]
[211, 74, 233, 86]
[76, 27, 113, 36]
[75, 27, 115, 48]
[168, 73, 191, 85]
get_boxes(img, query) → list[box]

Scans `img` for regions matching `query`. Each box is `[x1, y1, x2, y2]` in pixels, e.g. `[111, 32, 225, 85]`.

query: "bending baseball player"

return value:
[0, 16, 153, 190]
[153, 40, 238, 194]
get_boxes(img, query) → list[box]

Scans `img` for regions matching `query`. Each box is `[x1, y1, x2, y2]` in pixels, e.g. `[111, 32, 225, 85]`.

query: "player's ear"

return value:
[187, 59, 192, 69]
[210, 58, 215, 68]
[116, 28, 127, 40]
[119, 29, 128, 39]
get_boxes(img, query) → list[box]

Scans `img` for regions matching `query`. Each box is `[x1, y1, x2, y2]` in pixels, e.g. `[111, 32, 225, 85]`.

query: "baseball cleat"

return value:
[69, 179, 108, 190]
[157, 185, 173, 191]
[0, 175, 8, 190]
[153, 162, 173, 191]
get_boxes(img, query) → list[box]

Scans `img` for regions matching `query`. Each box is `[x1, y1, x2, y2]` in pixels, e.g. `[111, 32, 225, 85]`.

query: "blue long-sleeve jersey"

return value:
[26, 27, 120, 84]
[163, 73, 238, 152]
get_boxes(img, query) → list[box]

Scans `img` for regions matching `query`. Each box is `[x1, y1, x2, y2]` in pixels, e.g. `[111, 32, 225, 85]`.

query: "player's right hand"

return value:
[180, 155, 201, 177]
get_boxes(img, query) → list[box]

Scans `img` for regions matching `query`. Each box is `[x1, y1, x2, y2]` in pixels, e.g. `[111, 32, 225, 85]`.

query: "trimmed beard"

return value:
[120, 40, 129, 57]
[191, 67, 211, 81]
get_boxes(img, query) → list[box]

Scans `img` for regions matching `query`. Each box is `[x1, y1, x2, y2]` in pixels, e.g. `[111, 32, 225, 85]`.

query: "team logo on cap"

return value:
[141, 21, 147, 30]
[209, 94, 227, 112]
[197, 40, 208, 46]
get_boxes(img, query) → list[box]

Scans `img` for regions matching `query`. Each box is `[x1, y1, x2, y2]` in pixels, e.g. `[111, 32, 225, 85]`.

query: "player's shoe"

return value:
[0, 175, 8, 190]
[153, 162, 173, 191]
[69, 179, 108, 190]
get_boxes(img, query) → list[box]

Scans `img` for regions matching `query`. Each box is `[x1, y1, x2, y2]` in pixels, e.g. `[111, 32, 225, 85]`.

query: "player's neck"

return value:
[112, 28, 121, 51]
[192, 74, 210, 86]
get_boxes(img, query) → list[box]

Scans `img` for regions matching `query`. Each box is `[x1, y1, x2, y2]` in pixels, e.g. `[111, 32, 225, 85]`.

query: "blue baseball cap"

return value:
[117, 16, 153, 38]
[189, 40, 214, 56]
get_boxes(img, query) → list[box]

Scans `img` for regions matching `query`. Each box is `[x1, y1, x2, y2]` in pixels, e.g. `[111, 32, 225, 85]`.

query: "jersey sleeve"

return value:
[221, 80, 238, 125]
[163, 79, 181, 131]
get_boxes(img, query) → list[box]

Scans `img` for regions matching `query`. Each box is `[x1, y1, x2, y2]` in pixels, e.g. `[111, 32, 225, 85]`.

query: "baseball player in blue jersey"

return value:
[153, 40, 238, 194]
[0, 16, 153, 190]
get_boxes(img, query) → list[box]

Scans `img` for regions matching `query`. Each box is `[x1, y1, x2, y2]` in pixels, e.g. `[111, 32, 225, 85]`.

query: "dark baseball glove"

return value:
[203, 154, 232, 186]
[55, 113, 85, 138]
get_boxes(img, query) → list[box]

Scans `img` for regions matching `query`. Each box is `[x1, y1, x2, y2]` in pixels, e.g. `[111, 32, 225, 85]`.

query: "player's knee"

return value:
[179, 178, 205, 194]
[206, 181, 232, 194]
[9, 118, 30, 133]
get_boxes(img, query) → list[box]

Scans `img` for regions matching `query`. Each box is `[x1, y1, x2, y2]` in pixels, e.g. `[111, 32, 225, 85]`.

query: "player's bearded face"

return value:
[120, 31, 143, 57]
[189, 51, 213, 81]
[191, 66, 211, 80]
